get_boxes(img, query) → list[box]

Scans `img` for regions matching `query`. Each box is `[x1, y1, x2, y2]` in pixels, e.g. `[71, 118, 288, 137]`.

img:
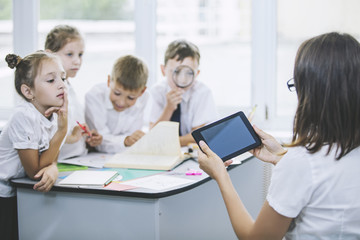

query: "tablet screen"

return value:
[201, 116, 256, 159]
[192, 111, 261, 161]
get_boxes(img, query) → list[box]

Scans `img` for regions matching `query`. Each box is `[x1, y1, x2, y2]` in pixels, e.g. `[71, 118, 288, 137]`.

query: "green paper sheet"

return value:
[57, 163, 88, 172]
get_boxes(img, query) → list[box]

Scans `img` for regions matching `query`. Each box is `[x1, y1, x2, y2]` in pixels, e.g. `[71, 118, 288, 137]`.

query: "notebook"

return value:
[104, 121, 186, 170]
[59, 170, 119, 186]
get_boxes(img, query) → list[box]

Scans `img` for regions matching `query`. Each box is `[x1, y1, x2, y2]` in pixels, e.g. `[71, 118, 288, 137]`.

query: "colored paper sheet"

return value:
[57, 163, 88, 172]
[104, 182, 138, 191]
[102, 168, 165, 181]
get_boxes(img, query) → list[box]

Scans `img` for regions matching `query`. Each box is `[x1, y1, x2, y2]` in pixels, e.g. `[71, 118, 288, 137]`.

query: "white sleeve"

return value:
[98, 93, 149, 153]
[192, 88, 218, 127]
[8, 112, 39, 150]
[97, 134, 127, 153]
[131, 92, 149, 131]
[266, 148, 313, 218]
[149, 85, 165, 123]
[98, 95, 149, 153]
[85, 88, 126, 153]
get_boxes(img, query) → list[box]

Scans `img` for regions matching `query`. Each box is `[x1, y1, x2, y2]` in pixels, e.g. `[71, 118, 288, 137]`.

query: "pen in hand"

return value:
[76, 121, 92, 137]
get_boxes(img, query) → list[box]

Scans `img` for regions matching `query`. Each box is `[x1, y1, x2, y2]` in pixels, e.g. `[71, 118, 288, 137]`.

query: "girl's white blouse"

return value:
[0, 100, 57, 197]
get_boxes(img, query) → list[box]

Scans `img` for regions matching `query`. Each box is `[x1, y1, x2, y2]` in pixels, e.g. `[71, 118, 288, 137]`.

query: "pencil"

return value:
[76, 121, 92, 137]
[104, 173, 120, 186]
[248, 104, 257, 122]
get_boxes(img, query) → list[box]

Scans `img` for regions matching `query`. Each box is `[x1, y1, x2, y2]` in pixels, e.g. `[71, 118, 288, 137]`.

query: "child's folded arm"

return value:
[17, 128, 66, 179]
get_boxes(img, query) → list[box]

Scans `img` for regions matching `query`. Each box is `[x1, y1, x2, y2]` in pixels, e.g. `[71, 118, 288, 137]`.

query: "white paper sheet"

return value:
[58, 152, 114, 168]
[124, 174, 195, 191]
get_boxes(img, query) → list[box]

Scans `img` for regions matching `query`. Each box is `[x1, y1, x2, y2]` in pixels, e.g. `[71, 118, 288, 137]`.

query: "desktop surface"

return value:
[12, 154, 264, 240]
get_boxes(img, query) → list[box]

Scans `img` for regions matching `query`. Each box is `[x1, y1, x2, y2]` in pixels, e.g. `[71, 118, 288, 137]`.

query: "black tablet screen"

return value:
[200, 116, 256, 159]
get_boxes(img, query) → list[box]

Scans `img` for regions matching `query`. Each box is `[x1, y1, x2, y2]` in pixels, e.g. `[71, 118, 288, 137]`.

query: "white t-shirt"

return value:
[58, 80, 87, 160]
[149, 81, 217, 135]
[0, 101, 58, 197]
[267, 146, 360, 239]
[85, 83, 149, 154]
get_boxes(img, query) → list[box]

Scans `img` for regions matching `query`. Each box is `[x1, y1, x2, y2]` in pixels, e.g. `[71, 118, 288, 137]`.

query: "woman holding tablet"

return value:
[198, 32, 360, 239]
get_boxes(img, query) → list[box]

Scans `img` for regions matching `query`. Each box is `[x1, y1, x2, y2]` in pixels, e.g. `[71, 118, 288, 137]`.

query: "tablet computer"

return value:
[191, 111, 261, 161]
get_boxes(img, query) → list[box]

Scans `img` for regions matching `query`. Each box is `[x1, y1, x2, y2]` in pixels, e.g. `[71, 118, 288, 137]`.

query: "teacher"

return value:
[198, 32, 360, 239]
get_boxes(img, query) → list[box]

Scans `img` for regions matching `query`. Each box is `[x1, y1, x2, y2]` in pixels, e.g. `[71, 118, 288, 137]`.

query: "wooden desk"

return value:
[12, 156, 265, 240]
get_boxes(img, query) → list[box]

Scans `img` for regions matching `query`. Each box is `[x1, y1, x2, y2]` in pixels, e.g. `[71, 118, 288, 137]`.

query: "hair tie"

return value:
[5, 54, 22, 69]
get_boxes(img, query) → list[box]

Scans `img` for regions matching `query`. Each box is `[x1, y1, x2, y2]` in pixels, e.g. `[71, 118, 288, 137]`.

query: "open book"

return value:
[104, 121, 187, 170]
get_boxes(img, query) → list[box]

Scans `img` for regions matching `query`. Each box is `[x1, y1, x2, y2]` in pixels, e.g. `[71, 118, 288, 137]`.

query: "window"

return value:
[276, 0, 360, 127]
[39, 0, 135, 105]
[0, 0, 13, 117]
[156, 0, 252, 117]
[5, 0, 360, 132]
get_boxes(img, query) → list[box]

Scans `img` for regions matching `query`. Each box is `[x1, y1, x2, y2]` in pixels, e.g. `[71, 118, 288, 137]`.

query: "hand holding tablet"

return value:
[192, 111, 261, 161]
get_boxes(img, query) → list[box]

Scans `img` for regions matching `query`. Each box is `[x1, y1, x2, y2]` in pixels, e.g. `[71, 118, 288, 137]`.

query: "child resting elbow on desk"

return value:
[0, 52, 68, 240]
[85, 55, 149, 153]
[149, 39, 217, 147]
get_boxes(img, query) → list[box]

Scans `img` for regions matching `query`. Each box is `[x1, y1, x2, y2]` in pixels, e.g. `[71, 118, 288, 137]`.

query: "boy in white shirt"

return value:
[150, 39, 217, 146]
[85, 55, 149, 153]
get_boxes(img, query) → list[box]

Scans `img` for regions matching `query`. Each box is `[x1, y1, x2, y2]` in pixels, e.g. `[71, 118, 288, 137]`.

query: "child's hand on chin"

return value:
[45, 90, 68, 132]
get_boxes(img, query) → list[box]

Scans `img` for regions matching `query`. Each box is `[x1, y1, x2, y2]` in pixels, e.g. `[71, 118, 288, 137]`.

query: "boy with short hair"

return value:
[150, 39, 217, 146]
[85, 55, 149, 153]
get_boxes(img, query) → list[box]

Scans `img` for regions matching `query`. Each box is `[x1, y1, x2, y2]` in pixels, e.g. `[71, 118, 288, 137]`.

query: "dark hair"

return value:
[111, 55, 148, 91]
[164, 39, 200, 65]
[5, 51, 59, 101]
[289, 32, 360, 159]
[45, 25, 83, 52]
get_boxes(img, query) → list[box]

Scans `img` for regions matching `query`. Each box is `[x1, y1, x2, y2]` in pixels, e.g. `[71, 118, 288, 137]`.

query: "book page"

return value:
[104, 121, 183, 170]
[105, 154, 182, 170]
[125, 121, 181, 156]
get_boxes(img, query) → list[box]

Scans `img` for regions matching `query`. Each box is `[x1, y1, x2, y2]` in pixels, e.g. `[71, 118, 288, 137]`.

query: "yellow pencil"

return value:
[247, 104, 257, 122]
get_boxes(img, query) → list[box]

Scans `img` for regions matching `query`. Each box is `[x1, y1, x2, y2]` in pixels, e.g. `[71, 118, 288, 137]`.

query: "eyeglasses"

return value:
[287, 78, 295, 92]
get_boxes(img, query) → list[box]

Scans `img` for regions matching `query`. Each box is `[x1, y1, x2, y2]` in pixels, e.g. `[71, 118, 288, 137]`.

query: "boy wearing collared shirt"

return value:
[150, 39, 217, 146]
[85, 55, 148, 153]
